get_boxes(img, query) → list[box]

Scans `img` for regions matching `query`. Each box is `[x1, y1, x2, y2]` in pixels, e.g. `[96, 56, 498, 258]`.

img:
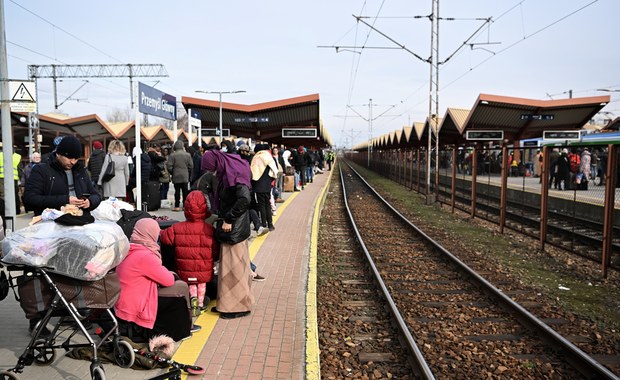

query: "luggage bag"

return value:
[142, 181, 161, 211]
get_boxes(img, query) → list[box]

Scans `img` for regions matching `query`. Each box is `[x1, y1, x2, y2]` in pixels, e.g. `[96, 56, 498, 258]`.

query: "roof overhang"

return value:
[463, 93, 611, 141]
[181, 94, 328, 147]
[439, 108, 470, 146]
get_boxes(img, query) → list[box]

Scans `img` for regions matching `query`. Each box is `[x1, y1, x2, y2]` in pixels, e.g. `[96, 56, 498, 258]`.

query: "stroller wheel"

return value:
[0, 370, 18, 380]
[183, 364, 206, 375]
[113, 340, 135, 368]
[33, 339, 56, 365]
[91, 366, 106, 380]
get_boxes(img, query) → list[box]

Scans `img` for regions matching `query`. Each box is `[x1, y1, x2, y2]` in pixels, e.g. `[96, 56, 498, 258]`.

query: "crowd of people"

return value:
[0, 134, 334, 344]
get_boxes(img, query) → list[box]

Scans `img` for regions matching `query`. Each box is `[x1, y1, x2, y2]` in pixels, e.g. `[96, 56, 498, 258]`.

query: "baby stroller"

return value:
[0, 262, 135, 380]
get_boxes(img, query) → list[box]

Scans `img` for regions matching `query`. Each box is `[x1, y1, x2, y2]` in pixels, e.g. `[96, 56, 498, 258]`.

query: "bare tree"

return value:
[105, 107, 133, 122]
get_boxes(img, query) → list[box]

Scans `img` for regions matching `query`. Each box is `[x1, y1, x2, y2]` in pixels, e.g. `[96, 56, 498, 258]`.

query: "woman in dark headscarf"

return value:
[201, 150, 254, 319]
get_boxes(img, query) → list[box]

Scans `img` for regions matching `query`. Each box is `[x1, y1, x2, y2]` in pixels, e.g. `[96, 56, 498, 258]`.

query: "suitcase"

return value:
[283, 175, 295, 192]
[142, 181, 161, 211]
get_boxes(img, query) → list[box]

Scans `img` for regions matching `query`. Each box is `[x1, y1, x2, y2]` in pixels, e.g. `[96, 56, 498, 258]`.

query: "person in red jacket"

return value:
[160, 190, 220, 316]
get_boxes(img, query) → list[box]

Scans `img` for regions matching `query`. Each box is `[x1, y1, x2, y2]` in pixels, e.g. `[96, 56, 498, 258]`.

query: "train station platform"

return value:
[0, 168, 332, 379]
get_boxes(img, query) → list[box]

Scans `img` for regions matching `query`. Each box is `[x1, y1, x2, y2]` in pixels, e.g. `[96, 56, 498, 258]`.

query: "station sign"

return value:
[9, 80, 36, 112]
[520, 114, 554, 121]
[234, 117, 269, 123]
[465, 130, 504, 141]
[543, 130, 581, 141]
[138, 82, 176, 120]
[522, 141, 540, 147]
[282, 128, 317, 138]
[202, 128, 230, 137]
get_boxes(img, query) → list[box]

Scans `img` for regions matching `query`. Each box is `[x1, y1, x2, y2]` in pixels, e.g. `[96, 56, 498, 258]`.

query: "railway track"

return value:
[317, 168, 416, 378]
[317, 161, 620, 379]
[435, 180, 620, 269]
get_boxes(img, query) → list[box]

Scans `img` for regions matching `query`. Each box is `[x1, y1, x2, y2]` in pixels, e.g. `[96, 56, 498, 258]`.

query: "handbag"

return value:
[101, 154, 115, 182]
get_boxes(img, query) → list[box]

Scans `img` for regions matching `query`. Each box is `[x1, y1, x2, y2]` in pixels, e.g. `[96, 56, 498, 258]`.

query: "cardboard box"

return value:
[283, 175, 295, 192]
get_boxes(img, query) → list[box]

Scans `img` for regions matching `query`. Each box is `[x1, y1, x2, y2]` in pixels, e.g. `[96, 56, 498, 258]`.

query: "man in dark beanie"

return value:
[22, 134, 101, 337]
[55, 135, 83, 159]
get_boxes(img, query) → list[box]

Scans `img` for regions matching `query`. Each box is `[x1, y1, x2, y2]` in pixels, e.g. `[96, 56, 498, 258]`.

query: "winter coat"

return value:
[556, 153, 571, 181]
[99, 153, 130, 198]
[129, 153, 152, 189]
[114, 243, 174, 329]
[23, 153, 102, 216]
[87, 149, 106, 182]
[580, 150, 591, 179]
[290, 149, 306, 170]
[190, 151, 203, 184]
[20, 162, 38, 187]
[215, 183, 251, 245]
[160, 191, 219, 284]
[167, 141, 193, 184]
[148, 151, 166, 182]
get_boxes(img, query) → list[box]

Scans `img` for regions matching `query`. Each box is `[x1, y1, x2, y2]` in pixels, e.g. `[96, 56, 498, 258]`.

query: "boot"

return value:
[191, 297, 201, 317]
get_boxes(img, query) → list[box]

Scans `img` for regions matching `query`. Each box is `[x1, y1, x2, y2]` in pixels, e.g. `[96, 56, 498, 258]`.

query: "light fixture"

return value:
[194, 90, 246, 142]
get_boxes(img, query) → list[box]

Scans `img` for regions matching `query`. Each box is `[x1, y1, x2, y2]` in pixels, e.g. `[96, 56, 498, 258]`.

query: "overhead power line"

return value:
[28, 64, 169, 110]
[9, 0, 123, 63]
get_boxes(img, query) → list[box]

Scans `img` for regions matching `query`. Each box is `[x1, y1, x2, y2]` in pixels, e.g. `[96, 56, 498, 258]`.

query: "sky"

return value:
[4, 0, 620, 148]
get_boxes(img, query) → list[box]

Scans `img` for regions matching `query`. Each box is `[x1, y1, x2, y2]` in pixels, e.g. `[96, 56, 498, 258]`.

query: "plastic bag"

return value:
[91, 198, 135, 221]
[1, 221, 130, 281]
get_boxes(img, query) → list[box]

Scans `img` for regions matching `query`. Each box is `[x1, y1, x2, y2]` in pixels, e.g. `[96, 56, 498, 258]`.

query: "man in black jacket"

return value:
[87, 141, 105, 192]
[22, 135, 101, 336]
[24, 135, 102, 217]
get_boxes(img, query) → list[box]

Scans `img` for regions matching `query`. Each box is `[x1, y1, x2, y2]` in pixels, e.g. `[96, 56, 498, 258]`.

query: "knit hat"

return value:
[254, 144, 269, 153]
[93, 141, 103, 150]
[53, 136, 64, 147]
[239, 144, 250, 152]
[56, 135, 82, 159]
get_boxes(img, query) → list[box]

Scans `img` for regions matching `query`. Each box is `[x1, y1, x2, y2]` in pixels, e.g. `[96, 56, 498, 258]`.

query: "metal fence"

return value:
[346, 143, 619, 277]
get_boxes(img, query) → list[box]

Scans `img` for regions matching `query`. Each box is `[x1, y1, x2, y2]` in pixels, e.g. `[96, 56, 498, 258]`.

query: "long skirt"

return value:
[217, 240, 254, 313]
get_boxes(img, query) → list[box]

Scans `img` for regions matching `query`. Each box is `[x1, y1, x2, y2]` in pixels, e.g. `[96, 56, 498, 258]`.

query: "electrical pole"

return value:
[427, 0, 440, 204]
[324, 7, 493, 203]
[346, 100, 396, 167]
[0, 0, 17, 220]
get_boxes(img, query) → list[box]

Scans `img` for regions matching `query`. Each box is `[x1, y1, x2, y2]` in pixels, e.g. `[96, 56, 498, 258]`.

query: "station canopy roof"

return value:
[439, 108, 469, 145]
[462, 93, 611, 142]
[181, 93, 331, 147]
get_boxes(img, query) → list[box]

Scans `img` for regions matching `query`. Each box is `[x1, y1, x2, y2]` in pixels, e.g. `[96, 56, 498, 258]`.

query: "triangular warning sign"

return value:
[12, 83, 35, 102]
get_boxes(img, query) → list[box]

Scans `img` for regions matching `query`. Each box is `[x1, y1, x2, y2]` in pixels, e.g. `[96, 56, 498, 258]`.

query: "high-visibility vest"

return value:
[0, 152, 22, 180]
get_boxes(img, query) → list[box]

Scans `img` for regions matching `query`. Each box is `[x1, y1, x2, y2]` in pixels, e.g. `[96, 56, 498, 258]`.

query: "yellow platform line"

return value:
[306, 167, 334, 379]
[172, 191, 300, 376]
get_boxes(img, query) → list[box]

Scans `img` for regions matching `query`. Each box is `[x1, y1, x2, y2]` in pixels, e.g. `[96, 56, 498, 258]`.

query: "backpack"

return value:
[158, 163, 170, 184]
[116, 209, 152, 240]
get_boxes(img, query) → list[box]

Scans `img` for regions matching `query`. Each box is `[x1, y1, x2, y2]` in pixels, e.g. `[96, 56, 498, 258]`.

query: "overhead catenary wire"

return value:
[442, 0, 599, 90]
[346, 0, 602, 144]
[8, 0, 124, 64]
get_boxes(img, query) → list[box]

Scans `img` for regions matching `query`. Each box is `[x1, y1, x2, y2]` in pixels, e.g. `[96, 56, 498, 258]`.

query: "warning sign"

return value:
[9, 80, 36, 112]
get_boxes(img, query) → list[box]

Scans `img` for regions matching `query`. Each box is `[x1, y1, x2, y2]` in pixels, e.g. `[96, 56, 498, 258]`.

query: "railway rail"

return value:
[437, 182, 620, 269]
[318, 160, 620, 379]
